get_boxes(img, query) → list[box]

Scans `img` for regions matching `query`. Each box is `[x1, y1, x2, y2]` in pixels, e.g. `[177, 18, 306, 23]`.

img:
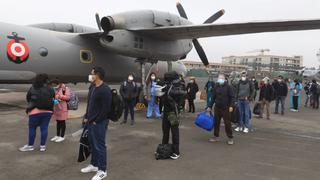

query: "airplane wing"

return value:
[130, 19, 320, 40]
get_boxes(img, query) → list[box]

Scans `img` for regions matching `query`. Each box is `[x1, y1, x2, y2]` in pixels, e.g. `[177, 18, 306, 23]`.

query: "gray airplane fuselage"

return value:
[0, 10, 191, 84]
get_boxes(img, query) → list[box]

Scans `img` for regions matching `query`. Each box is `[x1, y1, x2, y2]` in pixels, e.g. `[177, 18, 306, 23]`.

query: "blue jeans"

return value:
[28, 113, 52, 146]
[88, 120, 108, 171]
[147, 96, 161, 118]
[275, 96, 285, 113]
[237, 100, 251, 128]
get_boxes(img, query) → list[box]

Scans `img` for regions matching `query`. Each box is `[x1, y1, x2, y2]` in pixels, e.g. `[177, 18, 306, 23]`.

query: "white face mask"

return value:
[241, 77, 246, 81]
[151, 76, 156, 80]
[88, 75, 95, 82]
[128, 76, 134, 81]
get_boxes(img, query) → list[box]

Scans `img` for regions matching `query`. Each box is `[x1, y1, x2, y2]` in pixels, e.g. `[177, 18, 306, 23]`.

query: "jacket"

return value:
[186, 82, 199, 100]
[259, 84, 274, 102]
[26, 85, 55, 113]
[120, 81, 138, 100]
[236, 80, 254, 100]
[273, 81, 288, 97]
[52, 84, 70, 121]
[208, 83, 235, 110]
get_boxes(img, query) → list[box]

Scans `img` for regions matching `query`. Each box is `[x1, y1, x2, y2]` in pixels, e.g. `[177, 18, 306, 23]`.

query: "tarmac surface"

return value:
[0, 83, 320, 180]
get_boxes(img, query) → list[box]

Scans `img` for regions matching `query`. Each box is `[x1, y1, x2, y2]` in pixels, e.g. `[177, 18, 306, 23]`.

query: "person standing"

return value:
[258, 77, 274, 120]
[273, 76, 288, 115]
[205, 76, 215, 107]
[50, 79, 70, 143]
[207, 74, 235, 145]
[304, 81, 312, 107]
[235, 71, 254, 133]
[19, 74, 55, 152]
[289, 79, 303, 112]
[186, 77, 199, 113]
[120, 73, 138, 125]
[147, 73, 161, 119]
[81, 67, 112, 180]
[161, 71, 186, 160]
[251, 76, 259, 101]
[310, 79, 319, 109]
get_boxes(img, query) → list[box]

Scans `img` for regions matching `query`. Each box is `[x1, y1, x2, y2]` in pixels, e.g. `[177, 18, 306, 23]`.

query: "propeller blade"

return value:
[203, 9, 225, 24]
[176, 2, 188, 19]
[95, 13, 102, 31]
[192, 39, 209, 66]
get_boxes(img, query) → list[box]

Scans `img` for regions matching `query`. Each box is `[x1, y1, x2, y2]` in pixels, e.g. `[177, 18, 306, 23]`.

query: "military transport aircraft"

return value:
[1, 2, 320, 85]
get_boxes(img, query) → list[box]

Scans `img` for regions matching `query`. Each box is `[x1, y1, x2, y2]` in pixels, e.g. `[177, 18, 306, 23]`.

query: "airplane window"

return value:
[80, 50, 93, 63]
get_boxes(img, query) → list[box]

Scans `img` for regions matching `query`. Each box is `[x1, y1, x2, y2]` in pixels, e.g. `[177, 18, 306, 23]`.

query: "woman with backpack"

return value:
[19, 74, 55, 152]
[50, 79, 70, 143]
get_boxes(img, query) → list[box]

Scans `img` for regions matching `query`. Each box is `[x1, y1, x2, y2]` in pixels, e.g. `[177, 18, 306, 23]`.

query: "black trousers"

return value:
[188, 99, 195, 113]
[124, 99, 135, 122]
[56, 121, 66, 137]
[293, 96, 299, 110]
[312, 94, 319, 109]
[214, 107, 233, 138]
[162, 112, 180, 155]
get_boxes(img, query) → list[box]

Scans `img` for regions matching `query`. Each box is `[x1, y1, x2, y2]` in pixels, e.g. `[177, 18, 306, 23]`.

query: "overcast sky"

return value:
[1, 0, 320, 67]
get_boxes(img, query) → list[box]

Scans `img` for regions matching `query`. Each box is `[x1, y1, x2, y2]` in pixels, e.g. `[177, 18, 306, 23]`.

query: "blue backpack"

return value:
[195, 112, 215, 131]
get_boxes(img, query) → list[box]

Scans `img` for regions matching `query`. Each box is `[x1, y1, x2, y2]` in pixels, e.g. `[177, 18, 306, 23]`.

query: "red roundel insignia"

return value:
[7, 32, 29, 64]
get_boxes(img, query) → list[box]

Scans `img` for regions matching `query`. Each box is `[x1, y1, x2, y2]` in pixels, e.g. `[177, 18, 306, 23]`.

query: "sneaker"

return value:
[130, 121, 135, 126]
[50, 136, 59, 142]
[235, 127, 243, 132]
[227, 138, 234, 145]
[243, 128, 249, 133]
[55, 137, 65, 143]
[19, 145, 34, 152]
[40, 145, 46, 152]
[81, 164, 98, 173]
[209, 137, 219, 142]
[170, 153, 180, 160]
[91, 170, 107, 180]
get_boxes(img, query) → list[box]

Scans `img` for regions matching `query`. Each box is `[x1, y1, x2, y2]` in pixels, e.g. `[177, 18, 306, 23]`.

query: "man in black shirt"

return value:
[207, 74, 235, 145]
[81, 67, 112, 180]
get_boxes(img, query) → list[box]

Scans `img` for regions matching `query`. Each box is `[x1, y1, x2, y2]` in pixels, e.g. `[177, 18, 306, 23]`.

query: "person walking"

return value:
[207, 74, 235, 145]
[19, 74, 55, 152]
[50, 79, 71, 143]
[186, 77, 199, 113]
[81, 67, 112, 180]
[120, 73, 138, 125]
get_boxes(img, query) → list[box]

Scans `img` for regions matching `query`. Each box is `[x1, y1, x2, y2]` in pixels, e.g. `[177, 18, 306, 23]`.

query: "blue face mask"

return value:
[217, 79, 225, 85]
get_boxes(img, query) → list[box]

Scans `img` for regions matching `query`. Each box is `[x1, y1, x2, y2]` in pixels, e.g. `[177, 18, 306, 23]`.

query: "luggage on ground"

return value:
[155, 144, 173, 160]
[253, 102, 262, 116]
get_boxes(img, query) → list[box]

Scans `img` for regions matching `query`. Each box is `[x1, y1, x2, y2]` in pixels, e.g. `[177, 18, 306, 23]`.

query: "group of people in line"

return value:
[17, 67, 320, 180]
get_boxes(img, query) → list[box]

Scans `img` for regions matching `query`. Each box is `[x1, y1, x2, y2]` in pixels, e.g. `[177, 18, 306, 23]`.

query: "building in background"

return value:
[222, 55, 303, 73]
[183, 61, 248, 75]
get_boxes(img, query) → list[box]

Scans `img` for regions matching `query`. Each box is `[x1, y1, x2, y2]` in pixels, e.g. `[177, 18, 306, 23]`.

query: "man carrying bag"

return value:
[207, 74, 235, 145]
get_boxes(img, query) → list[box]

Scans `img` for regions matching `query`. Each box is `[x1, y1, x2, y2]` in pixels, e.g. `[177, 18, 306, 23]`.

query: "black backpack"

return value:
[155, 144, 173, 160]
[28, 86, 54, 112]
[108, 89, 124, 122]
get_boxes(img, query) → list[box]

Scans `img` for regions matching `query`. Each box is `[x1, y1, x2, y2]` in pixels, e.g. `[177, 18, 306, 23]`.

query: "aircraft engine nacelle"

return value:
[99, 29, 192, 61]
